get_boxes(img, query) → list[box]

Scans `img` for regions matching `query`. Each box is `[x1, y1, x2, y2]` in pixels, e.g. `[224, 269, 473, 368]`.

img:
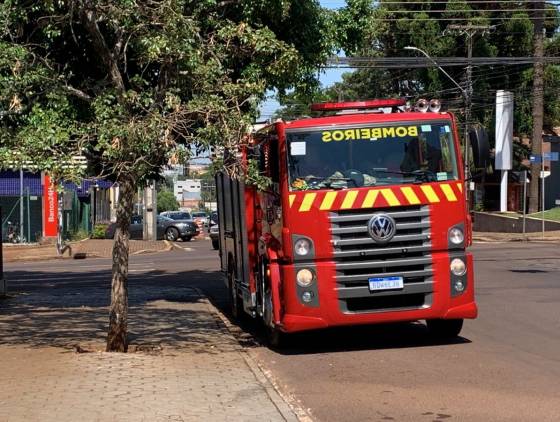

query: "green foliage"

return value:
[276, 1, 560, 172]
[157, 190, 179, 213]
[70, 228, 90, 241]
[0, 1, 332, 184]
[91, 224, 108, 240]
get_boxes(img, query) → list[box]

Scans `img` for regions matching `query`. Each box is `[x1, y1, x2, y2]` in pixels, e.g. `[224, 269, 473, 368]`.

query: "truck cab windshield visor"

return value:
[287, 122, 459, 191]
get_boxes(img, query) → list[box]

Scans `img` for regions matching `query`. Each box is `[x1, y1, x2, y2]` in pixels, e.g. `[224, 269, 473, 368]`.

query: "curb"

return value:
[196, 288, 313, 422]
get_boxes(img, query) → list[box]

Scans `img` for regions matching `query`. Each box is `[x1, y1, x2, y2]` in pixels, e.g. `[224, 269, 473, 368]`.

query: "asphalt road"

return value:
[3, 240, 560, 421]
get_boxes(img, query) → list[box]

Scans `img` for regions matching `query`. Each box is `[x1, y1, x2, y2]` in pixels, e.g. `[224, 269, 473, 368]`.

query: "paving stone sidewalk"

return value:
[0, 286, 297, 422]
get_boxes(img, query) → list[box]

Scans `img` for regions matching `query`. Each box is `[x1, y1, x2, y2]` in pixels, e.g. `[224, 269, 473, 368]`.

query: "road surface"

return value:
[3, 240, 560, 421]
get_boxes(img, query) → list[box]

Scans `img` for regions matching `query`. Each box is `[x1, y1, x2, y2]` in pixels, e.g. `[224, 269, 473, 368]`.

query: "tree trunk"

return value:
[106, 177, 134, 352]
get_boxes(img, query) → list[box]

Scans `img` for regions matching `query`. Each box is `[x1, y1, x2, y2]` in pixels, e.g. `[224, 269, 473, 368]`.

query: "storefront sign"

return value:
[43, 175, 58, 237]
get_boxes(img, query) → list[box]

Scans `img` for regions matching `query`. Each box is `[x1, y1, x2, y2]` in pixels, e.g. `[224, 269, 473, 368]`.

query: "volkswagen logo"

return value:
[367, 214, 396, 243]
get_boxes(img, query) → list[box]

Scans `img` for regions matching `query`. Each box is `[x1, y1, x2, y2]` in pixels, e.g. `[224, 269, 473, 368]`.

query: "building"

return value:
[173, 179, 201, 201]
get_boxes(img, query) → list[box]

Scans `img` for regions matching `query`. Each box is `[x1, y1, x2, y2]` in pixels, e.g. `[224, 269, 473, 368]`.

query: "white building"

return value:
[174, 179, 201, 201]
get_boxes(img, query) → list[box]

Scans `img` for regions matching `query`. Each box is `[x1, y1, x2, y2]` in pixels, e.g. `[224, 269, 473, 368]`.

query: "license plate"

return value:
[368, 276, 404, 292]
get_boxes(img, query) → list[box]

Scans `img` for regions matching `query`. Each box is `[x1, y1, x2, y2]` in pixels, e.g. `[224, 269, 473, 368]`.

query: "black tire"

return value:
[165, 227, 180, 241]
[212, 239, 219, 250]
[266, 326, 285, 348]
[182, 236, 192, 242]
[228, 262, 243, 320]
[426, 319, 464, 338]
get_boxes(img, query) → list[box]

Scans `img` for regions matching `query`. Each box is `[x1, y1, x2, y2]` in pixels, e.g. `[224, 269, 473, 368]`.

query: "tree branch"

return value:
[65, 85, 92, 102]
[80, 2, 126, 94]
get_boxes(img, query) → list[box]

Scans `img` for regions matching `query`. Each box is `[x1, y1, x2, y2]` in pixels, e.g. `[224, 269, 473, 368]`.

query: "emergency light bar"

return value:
[310, 99, 407, 112]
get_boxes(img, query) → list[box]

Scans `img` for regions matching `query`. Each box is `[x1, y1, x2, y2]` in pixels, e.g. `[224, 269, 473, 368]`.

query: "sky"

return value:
[259, 0, 349, 120]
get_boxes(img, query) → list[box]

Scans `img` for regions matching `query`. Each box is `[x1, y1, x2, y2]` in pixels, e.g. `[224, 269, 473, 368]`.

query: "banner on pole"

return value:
[43, 174, 58, 237]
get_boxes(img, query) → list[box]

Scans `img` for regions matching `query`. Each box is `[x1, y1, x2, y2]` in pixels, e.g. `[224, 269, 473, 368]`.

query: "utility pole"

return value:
[529, 0, 545, 213]
[445, 26, 493, 178]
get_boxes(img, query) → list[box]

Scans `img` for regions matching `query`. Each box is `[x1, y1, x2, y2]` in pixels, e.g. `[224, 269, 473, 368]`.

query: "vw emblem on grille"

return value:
[368, 214, 396, 243]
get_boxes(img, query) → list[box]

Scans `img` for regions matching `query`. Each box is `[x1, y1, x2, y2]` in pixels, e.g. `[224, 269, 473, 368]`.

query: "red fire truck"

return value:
[216, 99, 489, 345]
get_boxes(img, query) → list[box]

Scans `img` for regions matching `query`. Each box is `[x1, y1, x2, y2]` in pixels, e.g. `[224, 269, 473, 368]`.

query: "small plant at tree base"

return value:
[92, 224, 109, 240]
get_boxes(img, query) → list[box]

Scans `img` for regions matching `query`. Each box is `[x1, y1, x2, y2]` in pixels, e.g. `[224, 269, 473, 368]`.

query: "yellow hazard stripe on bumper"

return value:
[421, 186, 440, 203]
[362, 190, 379, 208]
[299, 193, 317, 212]
[320, 191, 338, 210]
[381, 189, 400, 206]
[457, 182, 463, 193]
[341, 190, 359, 209]
[289, 194, 295, 208]
[400, 187, 420, 205]
[440, 184, 458, 201]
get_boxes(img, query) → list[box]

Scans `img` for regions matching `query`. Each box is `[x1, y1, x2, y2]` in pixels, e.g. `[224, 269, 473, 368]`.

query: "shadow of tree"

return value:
[1, 264, 471, 355]
[0, 268, 239, 353]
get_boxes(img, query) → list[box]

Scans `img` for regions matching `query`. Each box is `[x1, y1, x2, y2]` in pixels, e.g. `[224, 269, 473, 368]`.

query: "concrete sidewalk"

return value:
[473, 230, 560, 242]
[2, 238, 173, 262]
[0, 287, 298, 422]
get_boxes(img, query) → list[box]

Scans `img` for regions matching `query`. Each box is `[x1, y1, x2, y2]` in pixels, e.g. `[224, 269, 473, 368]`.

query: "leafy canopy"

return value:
[0, 0, 331, 182]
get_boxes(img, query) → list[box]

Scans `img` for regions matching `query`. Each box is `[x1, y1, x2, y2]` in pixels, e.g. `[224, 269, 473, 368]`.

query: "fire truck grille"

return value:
[329, 205, 433, 314]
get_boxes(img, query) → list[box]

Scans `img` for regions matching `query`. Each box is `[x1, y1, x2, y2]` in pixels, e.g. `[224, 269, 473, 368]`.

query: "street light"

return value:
[404, 46, 467, 98]
[404, 46, 472, 187]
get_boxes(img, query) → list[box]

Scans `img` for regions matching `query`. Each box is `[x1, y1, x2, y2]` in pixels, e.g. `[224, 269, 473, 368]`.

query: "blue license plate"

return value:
[368, 276, 404, 292]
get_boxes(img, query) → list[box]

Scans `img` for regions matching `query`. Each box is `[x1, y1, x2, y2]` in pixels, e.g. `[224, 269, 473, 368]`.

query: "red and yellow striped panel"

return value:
[288, 182, 464, 212]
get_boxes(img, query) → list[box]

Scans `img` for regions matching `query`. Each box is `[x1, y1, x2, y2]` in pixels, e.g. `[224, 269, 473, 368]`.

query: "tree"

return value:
[1, 0, 332, 351]
[157, 190, 179, 214]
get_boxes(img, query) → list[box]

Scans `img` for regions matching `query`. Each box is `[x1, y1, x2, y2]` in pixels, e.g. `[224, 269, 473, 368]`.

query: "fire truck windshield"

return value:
[287, 121, 459, 191]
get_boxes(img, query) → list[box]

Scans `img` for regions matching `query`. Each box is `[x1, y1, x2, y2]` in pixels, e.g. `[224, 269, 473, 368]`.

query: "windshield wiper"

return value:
[372, 169, 436, 183]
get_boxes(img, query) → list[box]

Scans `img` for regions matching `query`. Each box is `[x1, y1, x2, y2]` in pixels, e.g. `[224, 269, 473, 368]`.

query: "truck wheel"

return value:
[212, 239, 219, 250]
[228, 263, 243, 321]
[165, 227, 180, 241]
[261, 261, 286, 348]
[426, 319, 464, 338]
[266, 326, 285, 348]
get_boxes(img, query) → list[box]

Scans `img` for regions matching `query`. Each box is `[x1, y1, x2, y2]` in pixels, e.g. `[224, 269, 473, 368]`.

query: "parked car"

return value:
[191, 210, 209, 227]
[208, 211, 218, 229]
[209, 224, 219, 250]
[105, 215, 199, 241]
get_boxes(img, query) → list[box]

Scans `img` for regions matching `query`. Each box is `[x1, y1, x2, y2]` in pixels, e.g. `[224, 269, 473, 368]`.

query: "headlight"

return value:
[449, 227, 464, 245]
[296, 268, 314, 287]
[450, 258, 466, 276]
[294, 238, 311, 256]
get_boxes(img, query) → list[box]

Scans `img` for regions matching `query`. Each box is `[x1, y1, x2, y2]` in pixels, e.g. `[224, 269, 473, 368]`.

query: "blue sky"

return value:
[259, 0, 349, 119]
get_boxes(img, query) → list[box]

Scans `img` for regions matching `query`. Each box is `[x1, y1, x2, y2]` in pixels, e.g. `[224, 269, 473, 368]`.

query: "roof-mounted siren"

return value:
[415, 98, 442, 113]
[311, 99, 407, 115]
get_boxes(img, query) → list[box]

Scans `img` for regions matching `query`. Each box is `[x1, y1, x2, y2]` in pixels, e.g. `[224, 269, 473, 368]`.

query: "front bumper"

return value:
[178, 226, 199, 236]
[278, 251, 477, 333]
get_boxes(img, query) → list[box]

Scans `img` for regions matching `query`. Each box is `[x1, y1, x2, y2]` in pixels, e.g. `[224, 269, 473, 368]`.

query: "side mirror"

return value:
[469, 126, 490, 170]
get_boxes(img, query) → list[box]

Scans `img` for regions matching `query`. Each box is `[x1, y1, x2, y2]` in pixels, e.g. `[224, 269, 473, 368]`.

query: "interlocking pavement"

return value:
[0, 284, 297, 422]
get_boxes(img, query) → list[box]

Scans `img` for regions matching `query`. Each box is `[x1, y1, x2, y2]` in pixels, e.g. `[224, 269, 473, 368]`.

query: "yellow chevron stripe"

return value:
[441, 184, 458, 202]
[457, 182, 463, 193]
[320, 191, 338, 210]
[299, 193, 317, 212]
[421, 186, 440, 203]
[400, 187, 421, 205]
[341, 190, 359, 209]
[362, 190, 379, 208]
[289, 194, 295, 208]
[381, 189, 400, 207]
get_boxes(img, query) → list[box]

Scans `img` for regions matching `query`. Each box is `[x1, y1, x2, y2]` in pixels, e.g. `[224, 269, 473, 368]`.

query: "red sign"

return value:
[43, 175, 58, 237]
